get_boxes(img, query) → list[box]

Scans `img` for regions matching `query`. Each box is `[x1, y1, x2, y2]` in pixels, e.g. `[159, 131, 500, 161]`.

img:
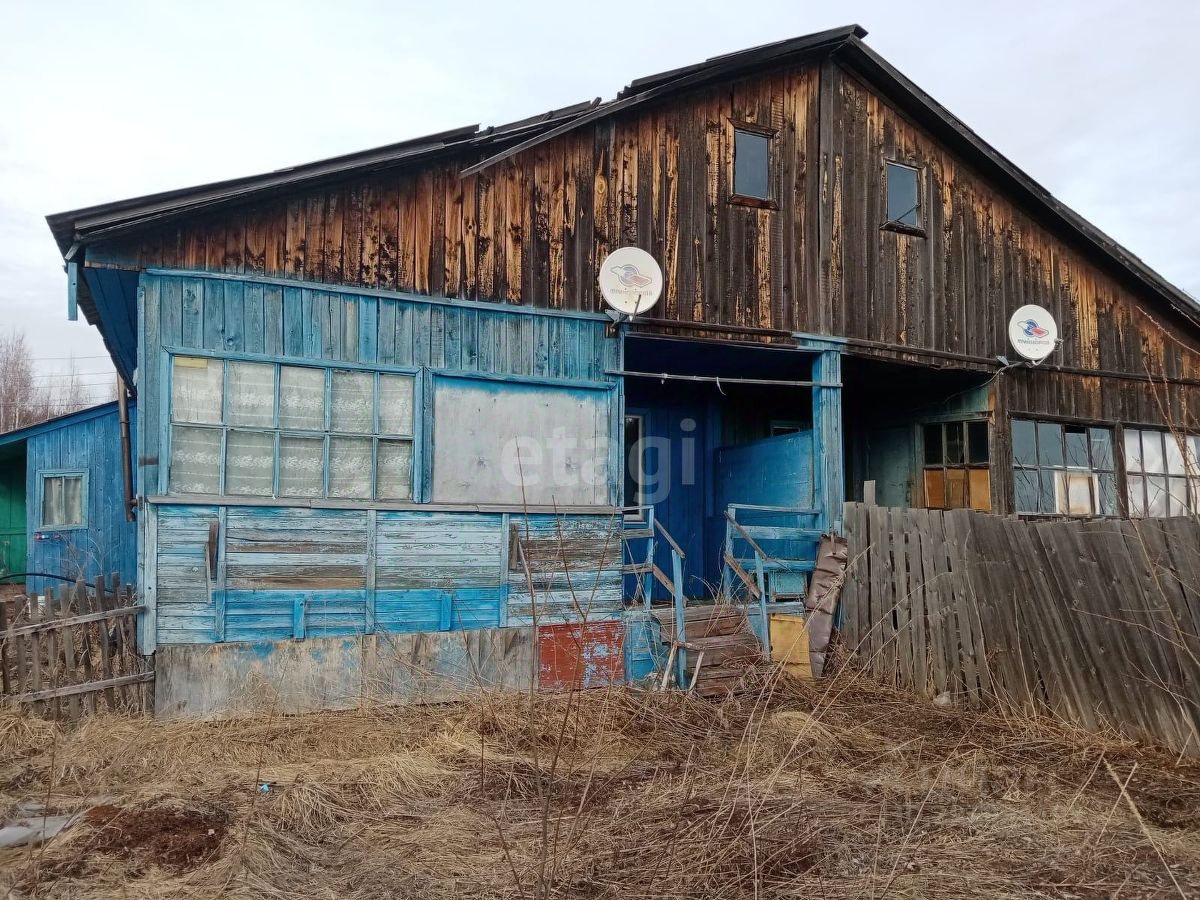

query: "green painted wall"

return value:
[0, 453, 27, 580]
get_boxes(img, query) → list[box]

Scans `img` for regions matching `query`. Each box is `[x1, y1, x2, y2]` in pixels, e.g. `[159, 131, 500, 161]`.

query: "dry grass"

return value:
[1, 666, 1199, 899]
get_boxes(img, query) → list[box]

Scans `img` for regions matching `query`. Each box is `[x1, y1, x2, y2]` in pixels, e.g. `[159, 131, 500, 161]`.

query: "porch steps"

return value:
[652, 604, 764, 698]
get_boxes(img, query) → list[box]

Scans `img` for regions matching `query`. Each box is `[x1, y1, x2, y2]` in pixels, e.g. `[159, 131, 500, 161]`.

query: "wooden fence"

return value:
[840, 503, 1200, 756]
[0, 575, 152, 720]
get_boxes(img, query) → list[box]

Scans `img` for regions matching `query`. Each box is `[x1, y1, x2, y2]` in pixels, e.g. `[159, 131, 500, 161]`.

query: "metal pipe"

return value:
[117, 375, 135, 522]
[607, 369, 829, 388]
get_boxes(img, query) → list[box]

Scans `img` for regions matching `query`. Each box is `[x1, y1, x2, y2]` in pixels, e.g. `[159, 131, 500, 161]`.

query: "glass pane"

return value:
[967, 421, 989, 465]
[1011, 419, 1037, 468]
[170, 425, 221, 494]
[624, 415, 642, 508]
[1168, 477, 1189, 517]
[1146, 475, 1168, 517]
[1123, 429, 1144, 474]
[944, 468, 967, 508]
[332, 370, 374, 433]
[228, 362, 275, 427]
[945, 424, 964, 466]
[279, 435, 324, 498]
[1089, 428, 1113, 472]
[42, 476, 63, 527]
[968, 468, 991, 512]
[886, 162, 918, 226]
[171, 356, 223, 424]
[733, 130, 770, 199]
[1039, 470, 1056, 514]
[63, 476, 83, 526]
[329, 437, 372, 499]
[923, 469, 945, 509]
[1189, 436, 1200, 477]
[377, 440, 413, 500]
[226, 430, 274, 496]
[923, 423, 943, 465]
[1127, 475, 1146, 518]
[1014, 468, 1039, 513]
[1037, 423, 1064, 468]
[1142, 430, 1165, 474]
[1165, 434, 1187, 475]
[1097, 473, 1117, 517]
[279, 366, 325, 431]
[1062, 472, 1094, 516]
[1064, 428, 1090, 469]
[379, 375, 415, 436]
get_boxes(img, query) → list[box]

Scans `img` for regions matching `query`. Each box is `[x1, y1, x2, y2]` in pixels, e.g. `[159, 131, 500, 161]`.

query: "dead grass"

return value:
[1, 667, 1199, 899]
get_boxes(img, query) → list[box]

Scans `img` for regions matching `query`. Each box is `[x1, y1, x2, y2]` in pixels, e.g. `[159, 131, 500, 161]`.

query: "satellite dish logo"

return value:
[610, 264, 654, 289]
[1019, 319, 1049, 339]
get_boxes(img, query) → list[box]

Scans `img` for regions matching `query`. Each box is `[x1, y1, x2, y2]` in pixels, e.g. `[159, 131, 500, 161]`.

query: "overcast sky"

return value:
[2, 0, 1197, 388]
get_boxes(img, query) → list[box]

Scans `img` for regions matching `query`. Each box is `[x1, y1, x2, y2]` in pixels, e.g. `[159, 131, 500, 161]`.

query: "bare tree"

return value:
[0, 328, 103, 433]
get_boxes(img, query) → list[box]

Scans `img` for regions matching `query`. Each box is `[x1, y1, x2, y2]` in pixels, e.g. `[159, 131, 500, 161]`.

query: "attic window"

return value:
[733, 129, 771, 201]
[885, 162, 920, 229]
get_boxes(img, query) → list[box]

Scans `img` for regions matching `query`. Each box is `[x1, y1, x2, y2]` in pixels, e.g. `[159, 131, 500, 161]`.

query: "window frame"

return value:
[1121, 426, 1199, 519]
[919, 419, 991, 511]
[165, 353, 421, 503]
[883, 160, 925, 236]
[37, 469, 89, 532]
[1010, 417, 1116, 518]
[728, 121, 778, 209]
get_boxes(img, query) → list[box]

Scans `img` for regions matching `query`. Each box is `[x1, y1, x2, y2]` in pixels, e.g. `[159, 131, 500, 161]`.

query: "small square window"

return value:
[40, 473, 87, 530]
[733, 129, 770, 200]
[886, 162, 920, 227]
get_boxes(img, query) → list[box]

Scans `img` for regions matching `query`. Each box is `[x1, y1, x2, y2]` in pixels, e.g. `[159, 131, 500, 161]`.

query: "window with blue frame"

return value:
[169, 356, 415, 500]
[1011, 419, 1115, 516]
[39, 471, 87, 529]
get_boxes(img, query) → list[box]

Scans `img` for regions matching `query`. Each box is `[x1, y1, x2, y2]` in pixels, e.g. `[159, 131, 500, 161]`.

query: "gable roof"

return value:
[46, 23, 1199, 330]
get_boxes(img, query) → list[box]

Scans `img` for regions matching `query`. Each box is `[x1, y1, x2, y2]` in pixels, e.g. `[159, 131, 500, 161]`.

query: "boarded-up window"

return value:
[922, 420, 990, 511]
[432, 379, 610, 506]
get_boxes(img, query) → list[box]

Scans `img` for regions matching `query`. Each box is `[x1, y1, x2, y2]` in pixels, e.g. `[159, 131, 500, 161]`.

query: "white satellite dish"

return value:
[598, 247, 663, 316]
[1007, 304, 1058, 362]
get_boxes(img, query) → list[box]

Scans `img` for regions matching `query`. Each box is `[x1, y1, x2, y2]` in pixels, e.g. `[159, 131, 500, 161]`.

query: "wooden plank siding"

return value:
[83, 60, 1200, 391]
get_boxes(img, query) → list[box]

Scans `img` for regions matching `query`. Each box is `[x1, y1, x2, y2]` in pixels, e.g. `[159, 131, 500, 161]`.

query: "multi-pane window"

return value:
[733, 129, 771, 200]
[40, 472, 86, 529]
[922, 421, 990, 511]
[1123, 429, 1200, 518]
[1012, 420, 1116, 516]
[169, 356, 415, 501]
[886, 162, 920, 227]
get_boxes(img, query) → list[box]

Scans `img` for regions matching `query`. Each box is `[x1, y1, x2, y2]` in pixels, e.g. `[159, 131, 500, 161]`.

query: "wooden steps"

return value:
[652, 604, 765, 698]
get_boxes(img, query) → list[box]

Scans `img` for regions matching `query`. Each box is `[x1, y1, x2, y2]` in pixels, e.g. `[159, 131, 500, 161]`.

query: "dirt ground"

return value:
[1, 667, 1198, 898]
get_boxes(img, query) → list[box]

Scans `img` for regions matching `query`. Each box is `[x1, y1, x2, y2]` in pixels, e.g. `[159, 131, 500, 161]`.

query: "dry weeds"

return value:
[1, 666, 1198, 898]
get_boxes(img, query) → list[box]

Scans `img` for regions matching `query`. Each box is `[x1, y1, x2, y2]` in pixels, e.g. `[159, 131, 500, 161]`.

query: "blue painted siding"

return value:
[25, 405, 137, 596]
[138, 270, 621, 649]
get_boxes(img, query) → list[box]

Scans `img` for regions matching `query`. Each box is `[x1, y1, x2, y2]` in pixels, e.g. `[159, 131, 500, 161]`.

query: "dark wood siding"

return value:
[90, 66, 822, 333]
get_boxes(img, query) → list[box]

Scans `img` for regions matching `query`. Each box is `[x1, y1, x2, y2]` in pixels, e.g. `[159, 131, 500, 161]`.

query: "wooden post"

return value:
[93, 576, 117, 710]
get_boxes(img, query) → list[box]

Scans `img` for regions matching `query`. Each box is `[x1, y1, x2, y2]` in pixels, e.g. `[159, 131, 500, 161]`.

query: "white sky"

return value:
[1, 0, 1197, 389]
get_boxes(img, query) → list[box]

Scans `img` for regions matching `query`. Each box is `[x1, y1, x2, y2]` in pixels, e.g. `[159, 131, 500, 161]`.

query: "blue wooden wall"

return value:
[25, 405, 137, 596]
[138, 271, 623, 649]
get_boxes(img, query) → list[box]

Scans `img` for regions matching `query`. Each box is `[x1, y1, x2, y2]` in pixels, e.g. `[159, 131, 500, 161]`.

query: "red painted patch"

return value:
[537, 621, 625, 691]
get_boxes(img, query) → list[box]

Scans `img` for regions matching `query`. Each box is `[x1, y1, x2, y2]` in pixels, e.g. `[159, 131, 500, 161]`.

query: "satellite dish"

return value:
[1007, 304, 1058, 362]
[598, 247, 663, 316]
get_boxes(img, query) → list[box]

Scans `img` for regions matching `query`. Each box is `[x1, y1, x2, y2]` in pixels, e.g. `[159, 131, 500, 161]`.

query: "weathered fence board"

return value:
[841, 504, 1200, 757]
[1, 575, 152, 721]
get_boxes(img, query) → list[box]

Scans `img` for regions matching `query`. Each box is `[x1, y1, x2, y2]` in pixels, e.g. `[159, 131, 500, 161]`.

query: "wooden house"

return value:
[44, 25, 1200, 714]
[0, 402, 137, 597]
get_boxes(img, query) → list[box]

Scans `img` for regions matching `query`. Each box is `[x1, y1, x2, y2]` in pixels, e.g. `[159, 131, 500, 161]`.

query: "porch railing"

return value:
[622, 506, 688, 686]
